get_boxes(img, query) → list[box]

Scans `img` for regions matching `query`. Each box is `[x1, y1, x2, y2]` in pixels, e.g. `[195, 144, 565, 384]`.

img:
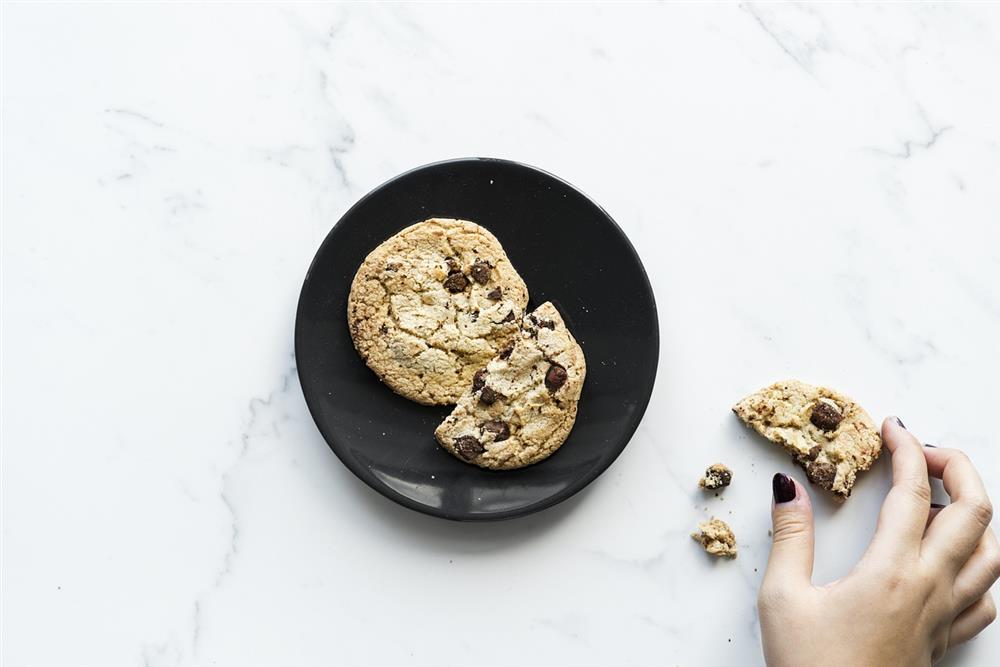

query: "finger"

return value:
[953, 527, 1000, 610]
[948, 592, 997, 648]
[763, 473, 814, 589]
[867, 417, 932, 558]
[926, 503, 946, 532]
[921, 447, 994, 569]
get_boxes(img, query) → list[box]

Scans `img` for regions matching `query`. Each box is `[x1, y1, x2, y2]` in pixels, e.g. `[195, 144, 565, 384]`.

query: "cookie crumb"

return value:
[698, 463, 733, 490]
[691, 518, 737, 558]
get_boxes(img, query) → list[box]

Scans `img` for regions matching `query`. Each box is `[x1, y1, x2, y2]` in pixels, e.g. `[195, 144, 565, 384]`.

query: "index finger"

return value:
[921, 446, 994, 569]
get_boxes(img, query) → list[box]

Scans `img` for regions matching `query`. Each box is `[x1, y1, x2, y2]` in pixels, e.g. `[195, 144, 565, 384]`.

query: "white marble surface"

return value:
[3, 3, 999, 666]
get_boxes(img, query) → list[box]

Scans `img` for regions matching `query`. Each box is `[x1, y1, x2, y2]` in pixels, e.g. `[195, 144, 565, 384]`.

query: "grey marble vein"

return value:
[105, 108, 166, 128]
[869, 105, 953, 159]
[742, 3, 815, 76]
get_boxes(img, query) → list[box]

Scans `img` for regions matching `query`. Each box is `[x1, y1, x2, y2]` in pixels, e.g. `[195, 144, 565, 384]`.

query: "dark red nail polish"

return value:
[773, 473, 796, 504]
[931, 503, 946, 509]
[894, 417, 906, 429]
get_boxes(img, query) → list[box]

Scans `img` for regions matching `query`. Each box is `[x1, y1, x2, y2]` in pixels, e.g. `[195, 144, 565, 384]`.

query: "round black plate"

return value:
[295, 158, 658, 521]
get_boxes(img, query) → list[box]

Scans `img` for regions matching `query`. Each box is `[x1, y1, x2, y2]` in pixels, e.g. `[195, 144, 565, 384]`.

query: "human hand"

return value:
[758, 417, 998, 666]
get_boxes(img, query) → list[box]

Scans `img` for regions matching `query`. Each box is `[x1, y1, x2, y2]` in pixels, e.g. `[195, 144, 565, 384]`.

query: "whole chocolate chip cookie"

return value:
[347, 218, 529, 405]
[434, 302, 586, 469]
[732, 380, 882, 499]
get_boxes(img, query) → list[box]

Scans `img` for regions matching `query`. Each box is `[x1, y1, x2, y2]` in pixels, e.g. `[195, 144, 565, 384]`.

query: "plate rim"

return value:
[294, 156, 660, 521]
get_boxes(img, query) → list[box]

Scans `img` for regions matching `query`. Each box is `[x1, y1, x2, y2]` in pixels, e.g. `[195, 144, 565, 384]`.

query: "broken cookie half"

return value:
[732, 380, 882, 499]
[434, 301, 586, 470]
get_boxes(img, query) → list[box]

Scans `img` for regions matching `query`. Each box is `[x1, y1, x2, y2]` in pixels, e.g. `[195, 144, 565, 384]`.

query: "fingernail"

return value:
[772, 473, 796, 504]
[924, 443, 937, 448]
[894, 417, 906, 429]
[931, 503, 946, 509]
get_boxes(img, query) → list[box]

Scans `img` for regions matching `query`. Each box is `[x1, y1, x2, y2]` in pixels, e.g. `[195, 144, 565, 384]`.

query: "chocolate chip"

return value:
[810, 402, 843, 431]
[479, 386, 503, 405]
[537, 319, 555, 330]
[487, 288, 502, 301]
[470, 260, 491, 285]
[453, 435, 484, 460]
[717, 472, 733, 487]
[379, 324, 389, 335]
[385, 262, 401, 272]
[806, 461, 837, 489]
[445, 257, 460, 273]
[443, 272, 468, 293]
[482, 420, 510, 442]
[498, 343, 514, 360]
[500, 310, 515, 323]
[807, 445, 822, 460]
[472, 369, 487, 392]
[545, 364, 567, 391]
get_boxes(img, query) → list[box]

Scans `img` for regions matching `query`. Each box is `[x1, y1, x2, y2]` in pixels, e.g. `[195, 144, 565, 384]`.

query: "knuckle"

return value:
[772, 515, 811, 544]
[966, 497, 994, 529]
[985, 546, 1000, 584]
[985, 563, 1000, 590]
[983, 596, 997, 625]
[906, 480, 933, 505]
[871, 558, 921, 594]
[883, 570, 907, 593]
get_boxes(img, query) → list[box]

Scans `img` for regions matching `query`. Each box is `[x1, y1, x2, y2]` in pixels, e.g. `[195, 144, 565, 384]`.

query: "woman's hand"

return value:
[758, 418, 999, 666]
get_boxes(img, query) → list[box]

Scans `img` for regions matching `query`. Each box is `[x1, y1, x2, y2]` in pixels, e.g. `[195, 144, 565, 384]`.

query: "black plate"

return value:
[295, 158, 658, 521]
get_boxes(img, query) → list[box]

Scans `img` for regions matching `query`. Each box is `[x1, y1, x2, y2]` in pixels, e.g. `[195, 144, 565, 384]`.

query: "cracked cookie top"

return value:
[434, 302, 586, 469]
[732, 380, 882, 499]
[347, 218, 529, 405]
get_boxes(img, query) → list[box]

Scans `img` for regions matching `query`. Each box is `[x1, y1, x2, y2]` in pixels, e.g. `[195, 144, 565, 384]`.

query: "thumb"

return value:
[764, 473, 815, 588]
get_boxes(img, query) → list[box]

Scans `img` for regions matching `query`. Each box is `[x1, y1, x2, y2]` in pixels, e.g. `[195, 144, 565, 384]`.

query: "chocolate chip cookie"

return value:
[732, 380, 882, 498]
[434, 302, 586, 469]
[347, 218, 529, 405]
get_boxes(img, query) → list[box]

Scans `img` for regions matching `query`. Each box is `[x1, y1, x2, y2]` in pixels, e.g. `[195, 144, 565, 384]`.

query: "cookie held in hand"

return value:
[732, 380, 882, 499]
